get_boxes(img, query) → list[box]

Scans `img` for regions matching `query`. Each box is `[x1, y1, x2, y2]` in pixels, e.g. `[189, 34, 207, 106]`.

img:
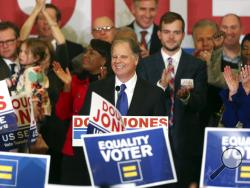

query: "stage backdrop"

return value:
[0, 0, 249, 48]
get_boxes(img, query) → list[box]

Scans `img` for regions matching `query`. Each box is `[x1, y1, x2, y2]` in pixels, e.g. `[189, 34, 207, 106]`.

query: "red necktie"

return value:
[167, 57, 175, 126]
[140, 31, 148, 49]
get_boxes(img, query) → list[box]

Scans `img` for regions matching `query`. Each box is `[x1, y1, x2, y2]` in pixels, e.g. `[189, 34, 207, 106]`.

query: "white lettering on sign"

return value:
[98, 135, 153, 162]
[222, 136, 250, 159]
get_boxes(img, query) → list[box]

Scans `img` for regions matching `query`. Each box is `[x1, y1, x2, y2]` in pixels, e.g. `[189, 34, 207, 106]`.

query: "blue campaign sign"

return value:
[200, 127, 250, 187]
[0, 152, 50, 188]
[82, 127, 177, 187]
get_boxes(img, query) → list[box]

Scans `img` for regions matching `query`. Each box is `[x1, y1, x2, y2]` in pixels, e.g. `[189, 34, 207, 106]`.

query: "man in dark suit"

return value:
[0, 21, 20, 81]
[127, 0, 161, 58]
[137, 12, 207, 188]
[82, 37, 166, 116]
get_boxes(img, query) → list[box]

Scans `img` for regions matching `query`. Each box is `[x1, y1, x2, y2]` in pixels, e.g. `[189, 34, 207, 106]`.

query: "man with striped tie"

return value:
[137, 11, 207, 188]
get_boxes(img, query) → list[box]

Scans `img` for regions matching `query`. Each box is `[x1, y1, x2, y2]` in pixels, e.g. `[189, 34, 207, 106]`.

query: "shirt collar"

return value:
[133, 22, 154, 43]
[115, 73, 137, 91]
[161, 48, 182, 63]
[222, 50, 241, 64]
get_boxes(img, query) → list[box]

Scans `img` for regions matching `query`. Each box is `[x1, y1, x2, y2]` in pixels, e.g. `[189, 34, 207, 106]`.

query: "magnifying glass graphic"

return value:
[210, 147, 242, 180]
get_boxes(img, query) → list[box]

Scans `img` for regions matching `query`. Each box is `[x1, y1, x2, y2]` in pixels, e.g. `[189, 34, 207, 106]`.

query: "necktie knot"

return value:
[140, 30, 147, 37]
[168, 57, 173, 65]
[120, 84, 126, 92]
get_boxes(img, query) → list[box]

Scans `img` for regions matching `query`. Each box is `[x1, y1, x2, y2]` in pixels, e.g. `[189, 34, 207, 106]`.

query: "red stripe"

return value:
[92, 0, 115, 25]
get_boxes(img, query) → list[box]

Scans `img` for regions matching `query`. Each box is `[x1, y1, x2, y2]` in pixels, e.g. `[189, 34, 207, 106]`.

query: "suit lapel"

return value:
[175, 50, 187, 89]
[155, 51, 165, 79]
[104, 76, 116, 105]
[127, 78, 142, 115]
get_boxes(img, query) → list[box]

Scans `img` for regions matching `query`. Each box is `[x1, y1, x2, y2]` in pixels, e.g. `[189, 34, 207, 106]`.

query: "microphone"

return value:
[115, 85, 120, 92]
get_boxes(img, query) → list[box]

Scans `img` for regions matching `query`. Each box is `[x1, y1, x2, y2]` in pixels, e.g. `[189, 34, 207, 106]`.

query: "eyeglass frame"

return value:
[0, 38, 17, 47]
[92, 26, 114, 32]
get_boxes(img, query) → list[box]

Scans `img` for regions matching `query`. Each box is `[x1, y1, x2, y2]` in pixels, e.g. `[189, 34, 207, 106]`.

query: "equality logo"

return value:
[0, 159, 18, 186]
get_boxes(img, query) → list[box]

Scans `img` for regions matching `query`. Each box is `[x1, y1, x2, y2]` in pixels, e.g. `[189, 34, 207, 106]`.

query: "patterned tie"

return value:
[167, 57, 175, 126]
[116, 84, 128, 116]
[140, 30, 148, 49]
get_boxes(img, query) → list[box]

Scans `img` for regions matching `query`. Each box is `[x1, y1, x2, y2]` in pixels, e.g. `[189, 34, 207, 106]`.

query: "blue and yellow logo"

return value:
[118, 160, 143, 183]
[0, 159, 18, 186]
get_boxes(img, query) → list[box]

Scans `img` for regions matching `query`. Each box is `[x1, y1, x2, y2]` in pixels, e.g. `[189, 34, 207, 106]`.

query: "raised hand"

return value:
[240, 65, 250, 95]
[98, 66, 107, 80]
[140, 45, 149, 58]
[52, 62, 72, 91]
[159, 67, 172, 88]
[36, 0, 45, 10]
[223, 66, 239, 99]
[198, 50, 212, 64]
[212, 30, 225, 49]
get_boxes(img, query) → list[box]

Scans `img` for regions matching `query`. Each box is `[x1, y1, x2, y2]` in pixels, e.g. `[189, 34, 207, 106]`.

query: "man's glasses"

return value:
[92, 26, 114, 32]
[0, 38, 16, 47]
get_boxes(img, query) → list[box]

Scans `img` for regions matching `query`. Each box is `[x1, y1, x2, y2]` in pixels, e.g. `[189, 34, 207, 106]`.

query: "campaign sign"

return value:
[0, 80, 18, 134]
[0, 151, 50, 188]
[73, 115, 168, 146]
[82, 127, 177, 187]
[0, 95, 38, 150]
[200, 127, 250, 187]
[87, 92, 125, 134]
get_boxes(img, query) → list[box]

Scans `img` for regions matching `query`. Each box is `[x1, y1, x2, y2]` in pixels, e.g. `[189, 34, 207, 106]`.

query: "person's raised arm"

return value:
[20, 0, 45, 41]
[42, 9, 65, 44]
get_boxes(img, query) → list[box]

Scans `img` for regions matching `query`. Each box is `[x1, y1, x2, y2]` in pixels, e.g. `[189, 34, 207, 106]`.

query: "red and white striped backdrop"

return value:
[0, 0, 249, 48]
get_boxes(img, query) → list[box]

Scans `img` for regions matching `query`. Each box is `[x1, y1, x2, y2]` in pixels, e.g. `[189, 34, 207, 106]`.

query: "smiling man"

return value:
[137, 11, 207, 188]
[127, 0, 161, 58]
[81, 37, 166, 117]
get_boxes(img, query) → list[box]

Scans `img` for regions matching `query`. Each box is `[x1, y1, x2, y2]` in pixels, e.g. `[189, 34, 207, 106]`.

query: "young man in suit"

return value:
[137, 11, 207, 188]
[127, 0, 161, 58]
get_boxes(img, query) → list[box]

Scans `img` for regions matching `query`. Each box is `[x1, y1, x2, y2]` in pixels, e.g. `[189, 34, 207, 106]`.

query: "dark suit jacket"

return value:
[137, 50, 207, 158]
[0, 58, 11, 81]
[127, 22, 161, 55]
[80, 75, 166, 117]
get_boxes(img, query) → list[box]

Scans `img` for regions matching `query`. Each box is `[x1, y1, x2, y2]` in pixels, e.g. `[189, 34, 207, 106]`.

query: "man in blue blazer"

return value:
[137, 11, 207, 188]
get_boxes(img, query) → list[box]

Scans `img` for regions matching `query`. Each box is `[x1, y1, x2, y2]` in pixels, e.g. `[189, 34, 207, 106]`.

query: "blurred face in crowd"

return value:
[0, 28, 18, 61]
[92, 17, 116, 43]
[220, 14, 242, 48]
[242, 40, 250, 66]
[111, 41, 138, 82]
[158, 20, 184, 55]
[193, 26, 215, 53]
[131, 0, 158, 29]
[82, 47, 105, 74]
[36, 8, 59, 39]
[18, 43, 38, 65]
